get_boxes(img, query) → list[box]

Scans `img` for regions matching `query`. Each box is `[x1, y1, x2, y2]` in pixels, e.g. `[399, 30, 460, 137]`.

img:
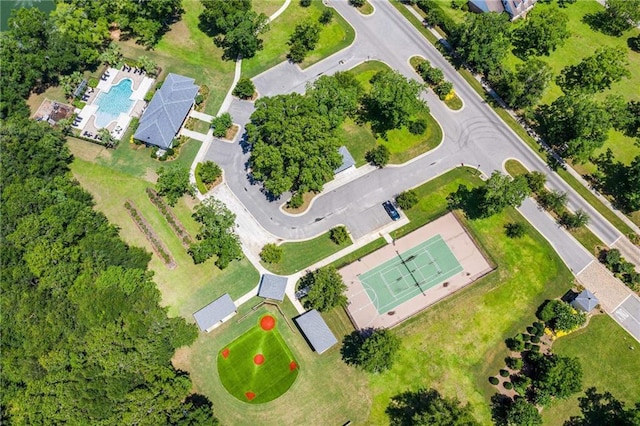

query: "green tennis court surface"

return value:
[359, 234, 463, 314]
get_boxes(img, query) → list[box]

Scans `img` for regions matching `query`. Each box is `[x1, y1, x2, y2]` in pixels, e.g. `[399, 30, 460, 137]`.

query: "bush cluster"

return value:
[489, 376, 499, 385]
[146, 188, 194, 248]
[599, 248, 640, 291]
[260, 243, 283, 264]
[330, 226, 350, 245]
[124, 201, 173, 264]
[537, 299, 587, 332]
[414, 59, 455, 101]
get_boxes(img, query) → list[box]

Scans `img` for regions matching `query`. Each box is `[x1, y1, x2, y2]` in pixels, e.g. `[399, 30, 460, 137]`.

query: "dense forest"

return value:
[0, 117, 217, 423]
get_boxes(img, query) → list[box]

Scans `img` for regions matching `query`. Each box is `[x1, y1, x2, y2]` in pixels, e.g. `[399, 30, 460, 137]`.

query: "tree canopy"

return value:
[530, 353, 583, 406]
[557, 47, 630, 94]
[247, 73, 362, 196]
[341, 328, 401, 373]
[479, 171, 531, 217]
[363, 70, 427, 136]
[491, 58, 553, 109]
[595, 152, 640, 213]
[451, 12, 511, 75]
[300, 266, 348, 312]
[492, 396, 542, 426]
[513, 7, 569, 57]
[1, 117, 216, 424]
[156, 165, 195, 206]
[590, 0, 640, 36]
[288, 20, 321, 63]
[564, 387, 640, 426]
[386, 388, 479, 426]
[189, 198, 243, 269]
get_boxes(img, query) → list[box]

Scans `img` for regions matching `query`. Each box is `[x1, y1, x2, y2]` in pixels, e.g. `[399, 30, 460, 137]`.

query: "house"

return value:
[258, 274, 288, 302]
[571, 289, 599, 313]
[334, 146, 356, 174]
[193, 293, 237, 332]
[134, 73, 199, 149]
[468, 0, 537, 20]
[294, 309, 338, 354]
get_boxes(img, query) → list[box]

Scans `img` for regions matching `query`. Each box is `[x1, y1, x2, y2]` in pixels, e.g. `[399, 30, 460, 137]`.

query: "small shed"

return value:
[193, 293, 237, 332]
[334, 146, 356, 174]
[571, 289, 599, 313]
[258, 274, 288, 302]
[294, 309, 338, 354]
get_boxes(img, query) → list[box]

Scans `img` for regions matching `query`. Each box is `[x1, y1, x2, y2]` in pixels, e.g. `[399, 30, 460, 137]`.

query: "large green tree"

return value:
[513, 7, 569, 57]
[1, 118, 216, 424]
[492, 58, 553, 109]
[189, 198, 243, 268]
[594, 0, 640, 36]
[363, 70, 427, 135]
[386, 388, 479, 425]
[300, 266, 348, 312]
[497, 397, 543, 426]
[451, 12, 511, 75]
[536, 94, 611, 163]
[341, 328, 401, 373]
[564, 387, 640, 426]
[531, 354, 583, 406]
[156, 165, 195, 206]
[247, 74, 360, 195]
[479, 171, 531, 217]
[288, 20, 321, 63]
[557, 47, 630, 94]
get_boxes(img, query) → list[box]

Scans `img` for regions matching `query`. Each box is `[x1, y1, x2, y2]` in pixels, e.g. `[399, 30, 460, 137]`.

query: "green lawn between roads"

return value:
[337, 60, 444, 165]
[217, 316, 299, 404]
[262, 230, 352, 275]
[242, 0, 355, 78]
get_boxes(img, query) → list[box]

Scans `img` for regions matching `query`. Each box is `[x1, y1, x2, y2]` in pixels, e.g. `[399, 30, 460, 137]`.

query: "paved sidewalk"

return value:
[189, 110, 214, 122]
[179, 128, 207, 142]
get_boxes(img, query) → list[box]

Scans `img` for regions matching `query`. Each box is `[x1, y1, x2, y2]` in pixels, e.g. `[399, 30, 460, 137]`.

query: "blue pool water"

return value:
[94, 79, 135, 128]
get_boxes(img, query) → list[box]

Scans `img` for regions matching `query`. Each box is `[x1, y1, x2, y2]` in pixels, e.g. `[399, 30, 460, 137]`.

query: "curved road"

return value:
[202, 0, 633, 274]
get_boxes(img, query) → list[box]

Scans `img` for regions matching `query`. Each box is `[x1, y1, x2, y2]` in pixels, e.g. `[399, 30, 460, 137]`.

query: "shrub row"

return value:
[124, 200, 175, 267]
[413, 58, 454, 101]
[146, 188, 194, 249]
[599, 248, 640, 291]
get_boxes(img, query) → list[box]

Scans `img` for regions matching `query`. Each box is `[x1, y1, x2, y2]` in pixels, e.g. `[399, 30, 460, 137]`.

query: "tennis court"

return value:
[360, 235, 463, 314]
[341, 213, 493, 329]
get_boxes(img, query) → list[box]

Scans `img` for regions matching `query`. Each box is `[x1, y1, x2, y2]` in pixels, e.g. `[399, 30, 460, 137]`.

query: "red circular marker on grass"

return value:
[221, 348, 230, 359]
[260, 315, 275, 331]
[254, 354, 265, 365]
[245, 391, 256, 401]
[289, 361, 298, 371]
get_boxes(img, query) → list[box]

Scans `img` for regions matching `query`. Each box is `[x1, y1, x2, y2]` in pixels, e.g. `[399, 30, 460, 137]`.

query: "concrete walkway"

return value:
[189, 110, 214, 122]
[179, 128, 208, 142]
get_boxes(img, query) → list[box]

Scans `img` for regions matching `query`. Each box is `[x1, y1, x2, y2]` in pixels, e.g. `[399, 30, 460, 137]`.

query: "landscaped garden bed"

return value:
[124, 200, 175, 268]
[146, 187, 194, 249]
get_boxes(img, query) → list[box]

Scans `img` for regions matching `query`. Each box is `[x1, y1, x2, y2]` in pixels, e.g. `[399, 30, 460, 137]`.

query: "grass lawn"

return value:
[362, 168, 576, 423]
[262, 231, 352, 275]
[329, 237, 388, 270]
[69, 154, 259, 319]
[217, 315, 298, 404]
[173, 298, 370, 425]
[338, 60, 444, 165]
[253, 0, 286, 18]
[355, 1, 374, 16]
[242, 1, 355, 77]
[542, 314, 640, 424]
[119, 1, 235, 116]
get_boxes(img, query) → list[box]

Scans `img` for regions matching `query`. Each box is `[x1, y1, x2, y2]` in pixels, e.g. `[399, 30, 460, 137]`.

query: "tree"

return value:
[137, 56, 158, 77]
[537, 299, 586, 331]
[560, 209, 590, 230]
[211, 112, 233, 138]
[300, 0, 312, 6]
[386, 388, 479, 426]
[564, 387, 640, 426]
[557, 47, 630, 94]
[451, 12, 512, 75]
[301, 266, 347, 312]
[591, 0, 640, 36]
[513, 7, 569, 57]
[97, 128, 116, 148]
[189, 198, 243, 268]
[505, 222, 526, 238]
[341, 328, 401, 373]
[366, 144, 391, 167]
[479, 171, 531, 217]
[396, 190, 419, 210]
[232, 77, 255, 99]
[215, 11, 270, 59]
[288, 20, 321, 63]
[260, 243, 282, 264]
[198, 161, 222, 184]
[59, 71, 84, 98]
[630, 35, 640, 53]
[319, 9, 333, 25]
[492, 59, 553, 109]
[536, 94, 610, 163]
[199, 0, 252, 36]
[531, 354, 583, 405]
[156, 165, 194, 206]
[363, 70, 427, 135]
[350, 0, 366, 7]
[99, 41, 122, 66]
[247, 76, 353, 195]
[330, 226, 350, 245]
[525, 171, 547, 193]
[434, 81, 453, 100]
[493, 397, 542, 426]
[538, 189, 568, 215]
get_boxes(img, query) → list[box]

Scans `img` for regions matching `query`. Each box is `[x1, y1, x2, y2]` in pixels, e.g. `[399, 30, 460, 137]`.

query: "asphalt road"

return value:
[203, 0, 626, 274]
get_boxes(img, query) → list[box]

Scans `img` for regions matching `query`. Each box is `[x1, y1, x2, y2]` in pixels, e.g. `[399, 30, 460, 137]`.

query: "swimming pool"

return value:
[94, 79, 135, 128]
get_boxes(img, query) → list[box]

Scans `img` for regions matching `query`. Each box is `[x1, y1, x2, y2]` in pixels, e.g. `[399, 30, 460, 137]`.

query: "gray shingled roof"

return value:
[295, 309, 337, 354]
[134, 73, 199, 149]
[193, 293, 236, 331]
[334, 146, 356, 174]
[258, 274, 288, 301]
[572, 289, 599, 313]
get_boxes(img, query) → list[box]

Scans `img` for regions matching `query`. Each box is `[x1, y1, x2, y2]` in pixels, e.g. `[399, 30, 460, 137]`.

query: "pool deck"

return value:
[340, 213, 494, 329]
[74, 67, 154, 140]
